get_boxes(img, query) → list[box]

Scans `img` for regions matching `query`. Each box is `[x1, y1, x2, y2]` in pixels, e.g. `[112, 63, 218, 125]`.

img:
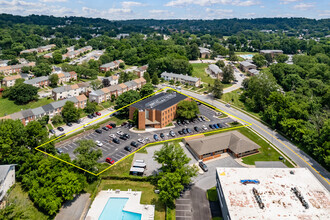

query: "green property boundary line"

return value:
[35, 87, 252, 176]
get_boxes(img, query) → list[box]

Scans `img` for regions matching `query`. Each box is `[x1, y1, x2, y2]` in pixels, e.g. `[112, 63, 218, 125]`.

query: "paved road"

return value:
[223, 62, 245, 93]
[55, 193, 90, 220]
[175, 89, 330, 191]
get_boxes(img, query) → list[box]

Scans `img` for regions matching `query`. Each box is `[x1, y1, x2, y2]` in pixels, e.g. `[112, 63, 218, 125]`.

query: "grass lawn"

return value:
[98, 179, 165, 220]
[191, 63, 215, 85]
[100, 154, 134, 177]
[166, 206, 176, 220]
[0, 97, 54, 117]
[237, 127, 294, 167]
[47, 124, 53, 130]
[206, 187, 219, 202]
[5, 184, 48, 220]
[100, 101, 115, 109]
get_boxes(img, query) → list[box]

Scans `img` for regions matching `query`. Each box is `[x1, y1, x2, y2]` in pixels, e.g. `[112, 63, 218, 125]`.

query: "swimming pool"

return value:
[99, 197, 142, 220]
[239, 54, 254, 59]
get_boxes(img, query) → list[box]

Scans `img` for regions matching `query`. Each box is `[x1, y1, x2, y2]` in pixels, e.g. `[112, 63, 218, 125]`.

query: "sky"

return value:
[0, 0, 328, 20]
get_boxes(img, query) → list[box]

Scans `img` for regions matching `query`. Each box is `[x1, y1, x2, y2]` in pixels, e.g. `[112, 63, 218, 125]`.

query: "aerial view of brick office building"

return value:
[129, 92, 190, 130]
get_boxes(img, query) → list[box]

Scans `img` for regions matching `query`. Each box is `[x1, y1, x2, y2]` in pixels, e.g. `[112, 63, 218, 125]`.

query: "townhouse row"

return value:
[99, 60, 124, 72]
[62, 46, 92, 60]
[20, 44, 56, 54]
[89, 77, 146, 103]
[0, 95, 87, 126]
[0, 62, 36, 76]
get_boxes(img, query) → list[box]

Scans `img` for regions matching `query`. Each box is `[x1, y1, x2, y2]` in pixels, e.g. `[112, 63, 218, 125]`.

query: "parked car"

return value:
[131, 141, 139, 148]
[198, 117, 202, 122]
[153, 134, 159, 141]
[113, 138, 120, 144]
[66, 122, 73, 127]
[184, 120, 190, 124]
[109, 123, 116, 128]
[137, 138, 145, 144]
[160, 133, 165, 139]
[187, 128, 193, 134]
[213, 124, 219, 129]
[199, 161, 208, 172]
[87, 114, 94, 119]
[124, 146, 132, 152]
[106, 157, 115, 165]
[182, 128, 188, 134]
[95, 129, 102, 134]
[106, 125, 112, 129]
[96, 112, 101, 116]
[92, 112, 98, 117]
[102, 126, 110, 131]
[225, 104, 231, 108]
[57, 127, 64, 131]
[109, 134, 116, 138]
[123, 133, 130, 139]
[201, 116, 206, 121]
[169, 130, 176, 137]
[95, 140, 103, 147]
[202, 125, 208, 130]
[119, 135, 127, 140]
[49, 129, 56, 134]
[117, 131, 124, 136]
[217, 123, 222, 128]
[178, 130, 183, 135]
[194, 126, 201, 132]
[209, 124, 214, 129]
[177, 120, 182, 126]
[56, 148, 64, 154]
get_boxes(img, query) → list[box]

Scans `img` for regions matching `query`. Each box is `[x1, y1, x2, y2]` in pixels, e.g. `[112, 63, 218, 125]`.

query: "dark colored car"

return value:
[66, 122, 73, 127]
[102, 126, 110, 131]
[57, 127, 64, 131]
[209, 124, 214, 129]
[199, 161, 208, 172]
[119, 135, 127, 140]
[131, 141, 139, 148]
[194, 126, 201, 132]
[113, 138, 120, 144]
[109, 123, 116, 128]
[56, 148, 64, 154]
[177, 121, 182, 126]
[160, 133, 165, 139]
[169, 130, 175, 137]
[49, 129, 56, 134]
[182, 128, 188, 134]
[123, 133, 130, 139]
[213, 124, 219, 129]
[154, 134, 159, 141]
[92, 112, 98, 117]
[124, 146, 132, 152]
[217, 123, 222, 128]
[95, 129, 102, 134]
[96, 112, 101, 116]
[106, 157, 115, 164]
[181, 120, 186, 125]
[87, 114, 94, 119]
[201, 116, 206, 121]
[178, 130, 183, 135]
[186, 128, 193, 134]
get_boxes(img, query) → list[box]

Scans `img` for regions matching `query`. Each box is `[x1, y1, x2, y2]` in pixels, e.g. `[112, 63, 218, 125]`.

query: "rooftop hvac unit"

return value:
[252, 187, 265, 209]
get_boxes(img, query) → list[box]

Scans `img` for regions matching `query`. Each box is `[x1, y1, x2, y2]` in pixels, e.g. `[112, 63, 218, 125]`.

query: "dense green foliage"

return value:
[176, 100, 200, 119]
[61, 101, 80, 123]
[115, 90, 141, 117]
[3, 83, 38, 104]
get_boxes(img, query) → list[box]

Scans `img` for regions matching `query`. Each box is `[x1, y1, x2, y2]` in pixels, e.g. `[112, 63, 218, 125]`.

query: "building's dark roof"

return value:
[42, 104, 54, 113]
[131, 92, 188, 111]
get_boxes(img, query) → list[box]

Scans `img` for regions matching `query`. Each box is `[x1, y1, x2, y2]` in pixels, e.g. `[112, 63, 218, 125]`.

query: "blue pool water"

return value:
[239, 54, 254, 59]
[99, 197, 142, 220]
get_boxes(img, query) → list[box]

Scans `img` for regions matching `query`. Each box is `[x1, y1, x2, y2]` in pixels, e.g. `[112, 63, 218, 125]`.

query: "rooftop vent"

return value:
[241, 179, 260, 185]
[291, 187, 309, 209]
[252, 187, 264, 209]
[145, 92, 176, 109]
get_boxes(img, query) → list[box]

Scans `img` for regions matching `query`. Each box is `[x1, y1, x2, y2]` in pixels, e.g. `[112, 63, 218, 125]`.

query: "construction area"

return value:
[215, 168, 330, 220]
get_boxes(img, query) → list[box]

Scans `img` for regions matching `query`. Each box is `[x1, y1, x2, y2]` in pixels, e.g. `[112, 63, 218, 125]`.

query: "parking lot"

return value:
[56, 104, 234, 164]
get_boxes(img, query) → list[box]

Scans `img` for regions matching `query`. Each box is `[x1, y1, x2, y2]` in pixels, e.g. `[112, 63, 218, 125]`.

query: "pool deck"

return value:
[85, 190, 155, 220]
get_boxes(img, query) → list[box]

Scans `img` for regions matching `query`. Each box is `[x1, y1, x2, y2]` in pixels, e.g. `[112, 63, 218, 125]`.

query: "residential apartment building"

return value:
[239, 61, 257, 73]
[24, 76, 50, 88]
[0, 95, 87, 125]
[2, 75, 22, 87]
[20, 44, 56, 54]
[208, 64, 223, 79]
[103, 75, 119, 85]
[0, 164, 16, 204]
[62, 46, 92, 60]
[89, 77, 146, 104]
[99, 60, 124, 72]
[260, 49, 283, 58]
[135, 65, 148, 77]
[52, 82, 89, 100]
[129, 92, 190, 130]
[0, 60, 9, 67]
[199, 47, 211, 58]
[0, 62, 36, 76]
[161, 72, 201, 87]
[56, 71, 77, 84]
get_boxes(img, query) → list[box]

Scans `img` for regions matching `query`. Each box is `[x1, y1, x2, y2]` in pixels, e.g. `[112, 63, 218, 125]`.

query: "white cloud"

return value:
[149, 9, 170, 14]
[121, 1, 145, 8]
[279, 0, 300, 5]
[165, 0, 259, 7]
[318, 10, 330, 17]
[0, 0, 44, 7]
[293, 3, 314, 10]
[40, 0, 67, 2]
[205, 8, 233, 13]
[245, 12, 256, 17]
[108, 8, 132, 13]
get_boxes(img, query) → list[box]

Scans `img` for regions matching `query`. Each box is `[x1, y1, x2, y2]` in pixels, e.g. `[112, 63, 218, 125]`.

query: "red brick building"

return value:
[129, 92, 190, 130]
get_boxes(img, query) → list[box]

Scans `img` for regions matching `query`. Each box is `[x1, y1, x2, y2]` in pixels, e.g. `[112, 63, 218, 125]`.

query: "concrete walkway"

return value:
[55, 193, 91, 220]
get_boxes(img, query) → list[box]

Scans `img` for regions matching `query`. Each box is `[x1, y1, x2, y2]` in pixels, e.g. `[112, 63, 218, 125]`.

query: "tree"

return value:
[119, 62, 125, 69]
[4, 83, 38, 104]
[21, 66, 31, 73]
[264, 53, 273, 64]
[61, 101, 80, 123]
[275, 54, 289, 63]
[209, 79, 224, 99]
[176, 100, 200, 119]
[115, 90, 141, 117]
[158, 172, 184, 207]
[38, 115, 49, 127]
[49, 74, 59, 87]
[152, 74, 159, 85]
[52, 114, 63, 125]
[84, 101, 97, 114]
[253, 54, 267, 68]
[32, 63, 52, 76]
[140, 83, 154, 98]
[102, 78, 110, 87]
[169, 79, 174, 85]
[53, 51, 63, 64]
[90, 80, 103, 90]
[144, 72, 151, 83]
[222, 65, 235, 83]
[215, 60, 225, 68]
